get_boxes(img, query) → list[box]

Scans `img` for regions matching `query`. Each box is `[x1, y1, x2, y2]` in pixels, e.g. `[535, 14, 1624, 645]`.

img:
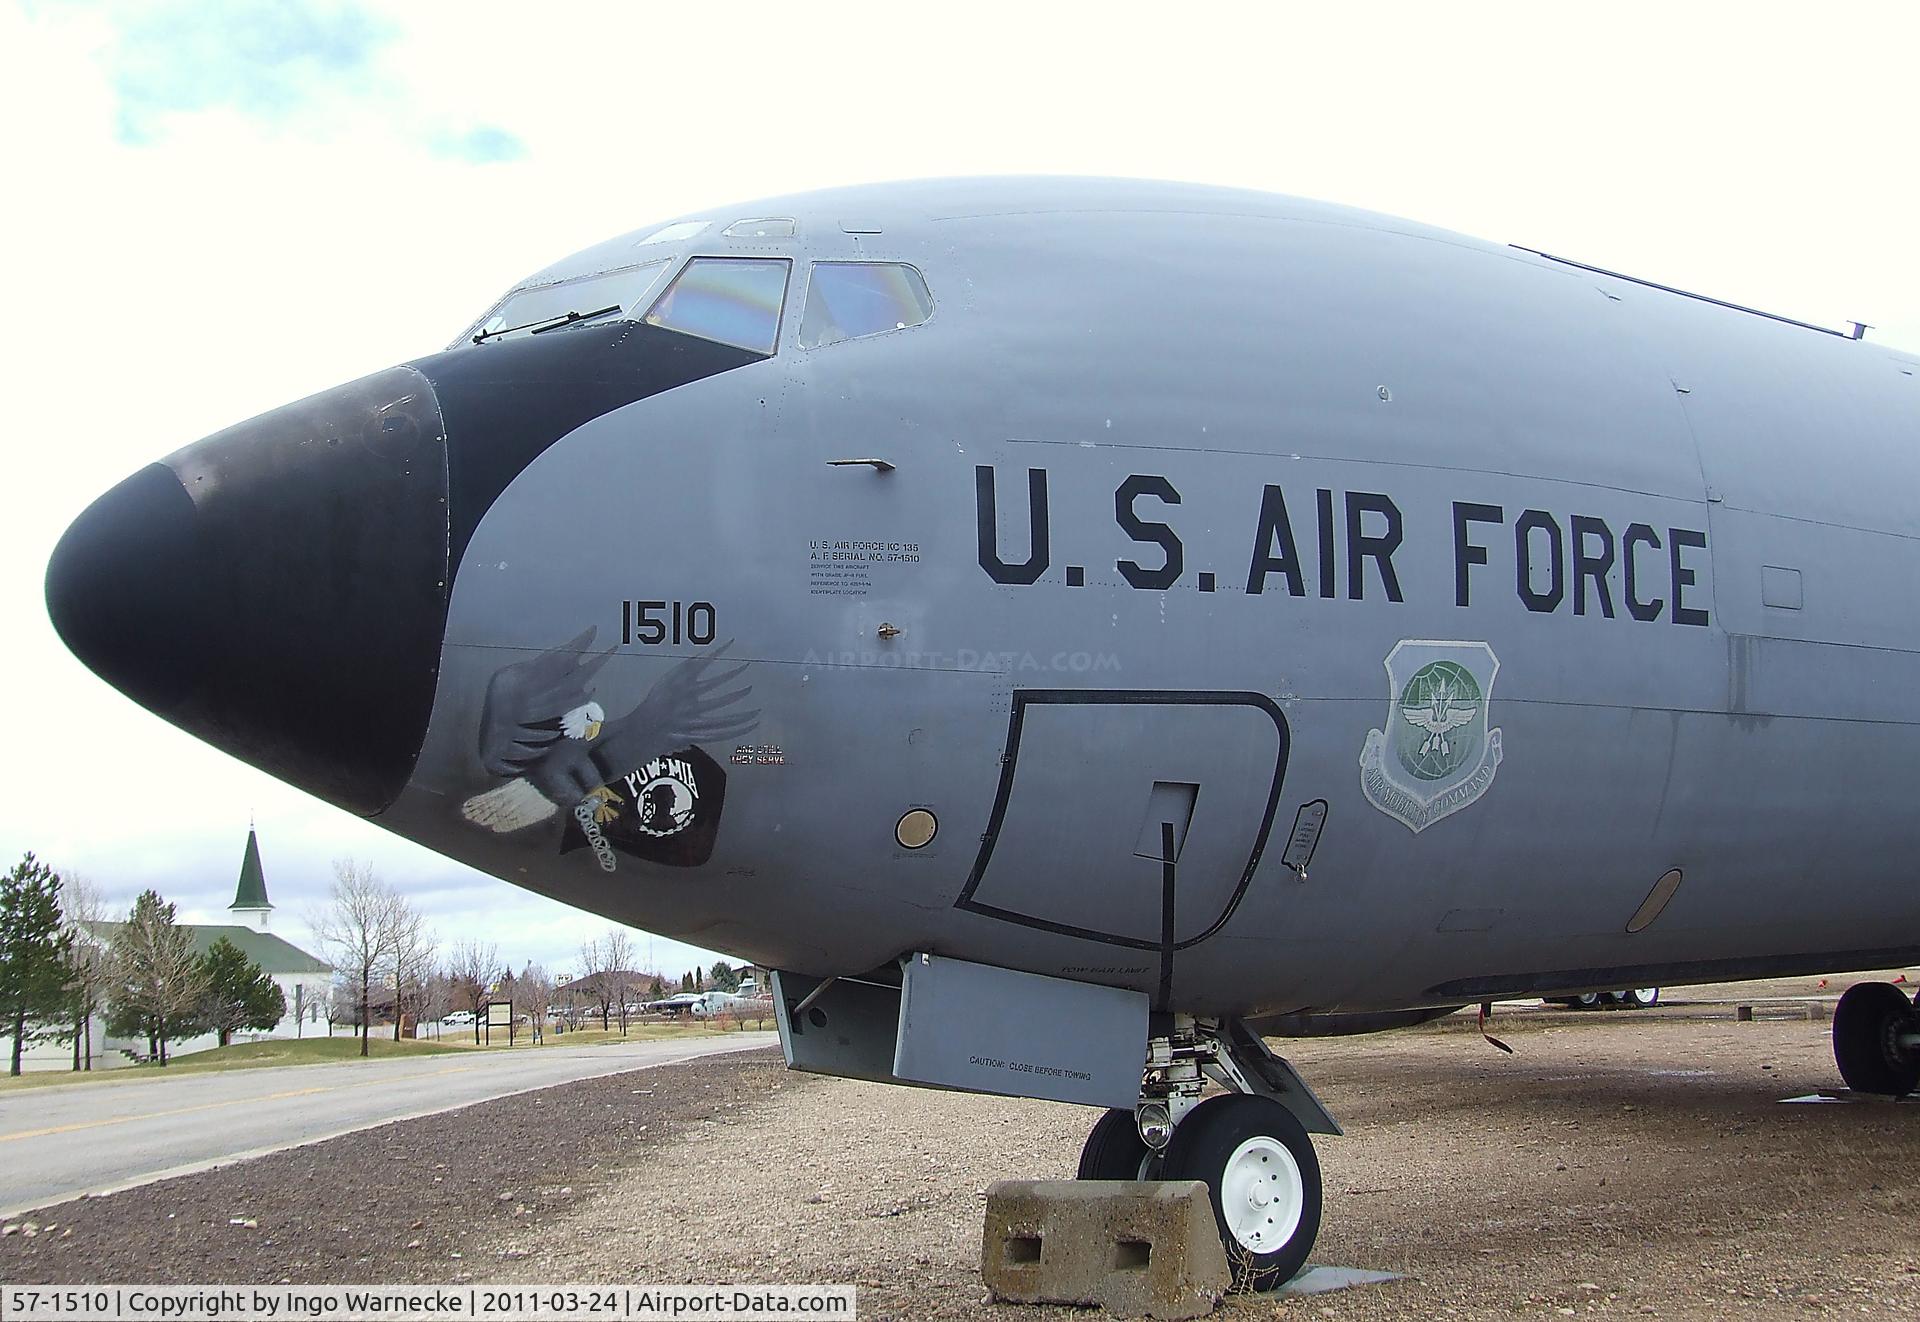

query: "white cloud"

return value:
[51, 1, 527, 160]
[2, 0, 1917, 979]
[103, 2, 393, 140]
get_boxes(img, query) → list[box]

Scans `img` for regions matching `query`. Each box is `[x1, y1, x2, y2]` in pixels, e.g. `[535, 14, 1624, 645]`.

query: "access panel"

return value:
[955, 690, 1289, 950]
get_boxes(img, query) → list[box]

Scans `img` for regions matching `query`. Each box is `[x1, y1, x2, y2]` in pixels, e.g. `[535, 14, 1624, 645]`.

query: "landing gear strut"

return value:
[1074, 1015, 1339, 1290]
[1832, 982, 1920, 1097]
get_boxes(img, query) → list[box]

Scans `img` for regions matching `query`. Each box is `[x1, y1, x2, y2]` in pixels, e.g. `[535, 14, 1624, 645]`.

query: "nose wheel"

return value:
[1832, 981, 1920, 1097]
[1076, 1108, 1157, 1180]
[1074, 1016, 1334, 1290]
[1162, 1095, 1322, 1290]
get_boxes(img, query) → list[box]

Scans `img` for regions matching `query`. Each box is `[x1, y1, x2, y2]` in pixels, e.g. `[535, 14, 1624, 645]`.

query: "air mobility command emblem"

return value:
[1360, 640, 1503, 833]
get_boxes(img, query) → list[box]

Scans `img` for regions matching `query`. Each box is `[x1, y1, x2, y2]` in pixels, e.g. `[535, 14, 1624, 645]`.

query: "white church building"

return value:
[9, 830, 334, 1071]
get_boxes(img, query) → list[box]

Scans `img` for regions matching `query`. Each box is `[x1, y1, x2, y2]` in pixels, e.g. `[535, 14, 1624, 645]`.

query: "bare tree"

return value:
[445, 940, 499, 1044]
[578, 937, 614, 1030]
[736, 994, 775, 1031]
[60, 873, 113, 1071]
[108, 890, 205, 1066]
[327, 979, 356, 1035]
[311, 859, 407, 1058]
[558, 966, 585, 1032]
[289, 976, 329, 1038]
[389, 914, 435, 1042]
[602, 930, 635, 1035]
[517, 962, 554, 1044]
[420, 971, 453, 1038]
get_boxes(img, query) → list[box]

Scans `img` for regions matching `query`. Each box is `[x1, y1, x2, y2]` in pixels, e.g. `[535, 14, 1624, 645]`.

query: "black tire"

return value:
[1161, 1094, 1322, 1292]
[1619, 988, 1660, 1009]
[1833, 982, 1920, 1097]
[1076, 1108, 1153, 1180]
[1574, 992, 1602, 1009]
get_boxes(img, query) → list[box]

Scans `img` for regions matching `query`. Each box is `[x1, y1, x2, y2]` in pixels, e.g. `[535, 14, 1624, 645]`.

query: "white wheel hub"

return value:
[1219, 1134, 1305, 1254]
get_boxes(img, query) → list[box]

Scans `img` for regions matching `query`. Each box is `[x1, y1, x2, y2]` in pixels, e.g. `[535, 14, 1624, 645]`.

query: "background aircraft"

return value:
[46, 177, 1920, 1287]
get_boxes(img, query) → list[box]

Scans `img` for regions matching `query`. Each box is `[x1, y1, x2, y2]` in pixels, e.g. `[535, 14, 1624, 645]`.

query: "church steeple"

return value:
[230, 828, 273, 931]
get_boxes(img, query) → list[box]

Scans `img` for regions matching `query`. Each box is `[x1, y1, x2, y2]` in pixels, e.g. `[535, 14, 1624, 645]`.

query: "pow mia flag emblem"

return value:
[562, 746, 728, 868]
[1360, 640, 1503, 833]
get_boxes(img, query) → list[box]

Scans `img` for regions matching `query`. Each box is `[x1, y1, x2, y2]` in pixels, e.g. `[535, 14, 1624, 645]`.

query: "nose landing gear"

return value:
[1832, 981, 1920, 1097]
[1162, 1094, 1322, 1289]
[1075, 1107, 1156, 1180]
[1074, 1015, 1338, 1290]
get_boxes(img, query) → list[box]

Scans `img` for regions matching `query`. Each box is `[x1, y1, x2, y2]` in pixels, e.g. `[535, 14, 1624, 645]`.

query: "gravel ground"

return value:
[0, 1052, 789, 1285]
[6, 993, 1920, 1320]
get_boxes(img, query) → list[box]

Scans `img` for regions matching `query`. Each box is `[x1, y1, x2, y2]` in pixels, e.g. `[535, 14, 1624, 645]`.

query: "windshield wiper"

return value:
[473, 304, 623, 344]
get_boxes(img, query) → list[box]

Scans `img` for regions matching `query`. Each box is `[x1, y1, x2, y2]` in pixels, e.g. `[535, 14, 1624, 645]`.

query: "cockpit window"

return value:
[644, 257, 791, 355]
[798, 262, 933, 349]
[470, 260, 670, 344]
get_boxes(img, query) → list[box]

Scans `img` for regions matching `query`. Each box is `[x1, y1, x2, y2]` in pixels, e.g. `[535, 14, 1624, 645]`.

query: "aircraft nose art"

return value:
[45, 366, 451, 815]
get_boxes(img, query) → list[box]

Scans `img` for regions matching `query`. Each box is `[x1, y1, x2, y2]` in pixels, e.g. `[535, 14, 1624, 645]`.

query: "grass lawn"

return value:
[0, 1021, 755, 1092]
[161, 1036, 470, 1070]
[511, 1023, 746, 1046]
[0, 1035, 464, 1091]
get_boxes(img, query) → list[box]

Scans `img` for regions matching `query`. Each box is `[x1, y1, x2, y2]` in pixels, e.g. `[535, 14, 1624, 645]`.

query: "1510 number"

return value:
[621, 600, 717, 646]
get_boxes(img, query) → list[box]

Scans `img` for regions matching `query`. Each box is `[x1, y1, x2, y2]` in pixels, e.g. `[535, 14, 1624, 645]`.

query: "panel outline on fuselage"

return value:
[955, 688, 1290, 950]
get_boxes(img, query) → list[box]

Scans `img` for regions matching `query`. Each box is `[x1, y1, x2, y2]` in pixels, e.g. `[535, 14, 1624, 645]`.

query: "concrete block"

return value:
[982, 1179, 1229, 1320]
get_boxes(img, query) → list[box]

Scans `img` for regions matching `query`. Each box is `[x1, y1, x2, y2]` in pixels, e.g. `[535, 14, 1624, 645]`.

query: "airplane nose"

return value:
[45, 366, 451, 816]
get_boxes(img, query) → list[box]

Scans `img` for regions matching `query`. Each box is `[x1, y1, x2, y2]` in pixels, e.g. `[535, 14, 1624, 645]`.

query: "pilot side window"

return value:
[644, 257, 791, 355]
[467, 260, 671, 345]
[798, 262, 933, 349]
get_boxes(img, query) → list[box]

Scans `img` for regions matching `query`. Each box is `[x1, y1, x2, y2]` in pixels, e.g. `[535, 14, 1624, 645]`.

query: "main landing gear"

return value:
[1075, 1016, 1338, 1291]
[1832, 981, 1920, 1097]
[1551, 987, 1661, 1009]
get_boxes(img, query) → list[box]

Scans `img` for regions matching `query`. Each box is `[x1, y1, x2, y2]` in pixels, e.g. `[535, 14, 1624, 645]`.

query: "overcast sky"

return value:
[2, 1, 1915, 980]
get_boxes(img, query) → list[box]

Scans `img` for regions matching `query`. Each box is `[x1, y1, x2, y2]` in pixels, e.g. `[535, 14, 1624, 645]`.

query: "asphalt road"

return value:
[0, 1032, 775, 1219]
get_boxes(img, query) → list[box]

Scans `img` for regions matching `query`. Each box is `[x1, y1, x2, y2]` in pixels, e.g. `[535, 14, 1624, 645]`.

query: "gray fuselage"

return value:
[53, 178, 1920, 1018]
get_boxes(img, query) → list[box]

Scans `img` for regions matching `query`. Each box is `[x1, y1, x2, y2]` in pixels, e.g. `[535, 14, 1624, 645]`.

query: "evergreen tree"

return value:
[709, 961, 739, 992]
[198, 937, 286, 1048]
[680, 970, 695, 992]
[1, 854, 70, 1076]
[648, 974, 665, 999]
